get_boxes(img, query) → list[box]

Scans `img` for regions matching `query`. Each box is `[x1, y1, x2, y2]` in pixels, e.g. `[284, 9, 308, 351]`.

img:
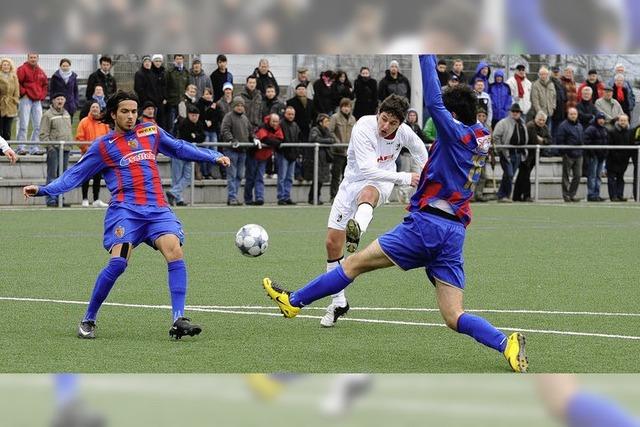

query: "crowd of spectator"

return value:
[1, 53, 639, 205]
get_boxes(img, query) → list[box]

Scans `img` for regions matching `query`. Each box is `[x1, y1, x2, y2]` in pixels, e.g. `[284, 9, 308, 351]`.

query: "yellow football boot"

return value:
[263, 278, 301, 318]
[503, 332, 529, 373]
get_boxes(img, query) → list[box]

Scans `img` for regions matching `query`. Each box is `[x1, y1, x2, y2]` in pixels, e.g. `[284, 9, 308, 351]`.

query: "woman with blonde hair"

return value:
[0, 57, 20, 140]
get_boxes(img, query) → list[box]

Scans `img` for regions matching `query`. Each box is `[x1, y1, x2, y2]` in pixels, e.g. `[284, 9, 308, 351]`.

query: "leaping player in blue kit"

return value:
[23, 91, 230, 340]
[263, 55, 528, 372]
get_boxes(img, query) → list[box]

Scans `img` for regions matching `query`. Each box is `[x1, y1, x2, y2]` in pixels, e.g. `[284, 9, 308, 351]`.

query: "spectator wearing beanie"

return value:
[220, 96, 255, 205]
[288, 67, 314, 100]
[166, 104, 205, 206]
[577, 69, 604, 103]
[140, 100, 157, 125]
[189, 58, 213, 99]
[41, 92, 72, 206]
[286, 83, 315, 141]
[378, 59, 411, 103]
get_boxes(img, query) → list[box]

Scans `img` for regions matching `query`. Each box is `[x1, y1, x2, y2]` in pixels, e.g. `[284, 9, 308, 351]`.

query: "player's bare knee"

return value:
[442, 311, 463, 330]
[341, 255, 362, 279]
[164, 245, 183, 262]
[325, 231, 344, 258]
[357, 186, 380, 206]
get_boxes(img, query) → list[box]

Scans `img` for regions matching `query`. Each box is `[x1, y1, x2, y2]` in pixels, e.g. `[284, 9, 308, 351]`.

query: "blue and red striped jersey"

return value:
[409, 55, 491, 227]
[37, 122, 222, 206]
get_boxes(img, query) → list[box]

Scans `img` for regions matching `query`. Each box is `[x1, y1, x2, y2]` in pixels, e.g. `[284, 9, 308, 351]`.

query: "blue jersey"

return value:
[410, 55, 491, 227]
[37, 122, 222, 207]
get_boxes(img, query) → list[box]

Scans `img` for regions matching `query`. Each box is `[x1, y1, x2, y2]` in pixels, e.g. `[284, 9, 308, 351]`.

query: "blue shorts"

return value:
[378, 210, 466, 289]
[103, 203, 185, 252]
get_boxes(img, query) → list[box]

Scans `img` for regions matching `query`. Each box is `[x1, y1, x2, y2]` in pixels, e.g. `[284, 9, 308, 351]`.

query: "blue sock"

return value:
[567, 392, 639, 427]
[83, 257, 127, 322]
[456, 312, 508, 353]
[289, 265, 353, 307]
[168, 259, 187, 321]
[54, 374, 78, 407]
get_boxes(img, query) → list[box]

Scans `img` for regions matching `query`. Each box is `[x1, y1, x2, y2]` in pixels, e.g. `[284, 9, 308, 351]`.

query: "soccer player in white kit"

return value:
[321, 94, 428, 327]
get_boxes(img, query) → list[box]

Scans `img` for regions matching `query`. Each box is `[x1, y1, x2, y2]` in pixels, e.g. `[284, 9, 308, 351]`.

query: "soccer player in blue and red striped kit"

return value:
[23, 91, 230, 340]
[263, 54, 528, 372]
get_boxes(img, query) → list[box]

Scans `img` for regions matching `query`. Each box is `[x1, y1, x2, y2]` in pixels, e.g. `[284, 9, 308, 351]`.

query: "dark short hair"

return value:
[378, 94, 410, 122]
[359, 66, 370, 73]
[102, 90, 139, 126]
[437, 59, 447, 66]
[174, 54, 184, 59]
[295, 83, 306, 90]
[59, 58, 71, 67]
[217, 54, 227, 63]
[442, 84, 477, 125]
[99, 56, 112, 65]
[246, 75, 257, 82]
[265, 84, 276, 91]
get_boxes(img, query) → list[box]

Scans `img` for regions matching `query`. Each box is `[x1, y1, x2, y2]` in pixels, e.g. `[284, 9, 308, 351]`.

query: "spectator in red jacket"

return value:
[16, 53, 48, 155]
[577, 69, 604, 103]
[245, 113, 284, 205]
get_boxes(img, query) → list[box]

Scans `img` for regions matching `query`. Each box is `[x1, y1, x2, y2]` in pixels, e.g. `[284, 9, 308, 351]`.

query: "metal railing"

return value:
[4, 141, 640, 205]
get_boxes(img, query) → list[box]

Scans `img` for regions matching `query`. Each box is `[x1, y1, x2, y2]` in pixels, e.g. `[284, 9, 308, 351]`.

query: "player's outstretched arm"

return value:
[26, 143, 105, 200]
[418, 54, 456, 141]
[157, 126, 228, 166]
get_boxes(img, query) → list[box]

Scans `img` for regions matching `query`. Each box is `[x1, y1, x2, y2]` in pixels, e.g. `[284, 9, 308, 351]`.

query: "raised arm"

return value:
[419, 55, 456, 142]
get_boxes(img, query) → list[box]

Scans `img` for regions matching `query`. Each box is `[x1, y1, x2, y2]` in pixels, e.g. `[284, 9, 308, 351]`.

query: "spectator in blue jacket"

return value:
[489, 69, 511, 128]
[583, 112, 608, 202]
[468, 61, 491, 91]
[556, 107, 584, 202]
[49, 58, 79, 119]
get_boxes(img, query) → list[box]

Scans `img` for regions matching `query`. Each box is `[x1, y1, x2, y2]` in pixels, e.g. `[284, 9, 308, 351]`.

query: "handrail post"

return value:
[190, 160, 195, 207]
[534, 145, 540, 202]
[313, 143, 319, 205]
[636, 146, 640, 203]
[58, 141, 64, 208]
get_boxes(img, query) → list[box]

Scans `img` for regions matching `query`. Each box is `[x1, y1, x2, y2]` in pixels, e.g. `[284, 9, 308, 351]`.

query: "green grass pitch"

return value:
[0, 203, 639, 373]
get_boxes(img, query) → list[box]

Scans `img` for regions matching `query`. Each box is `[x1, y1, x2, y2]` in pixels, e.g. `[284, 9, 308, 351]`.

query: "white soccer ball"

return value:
[235, 224, 269, 257]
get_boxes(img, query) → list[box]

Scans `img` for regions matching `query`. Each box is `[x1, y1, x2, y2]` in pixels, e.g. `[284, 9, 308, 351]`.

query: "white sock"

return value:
[353, 203, 374, 234]
[326, 257, 347, 307]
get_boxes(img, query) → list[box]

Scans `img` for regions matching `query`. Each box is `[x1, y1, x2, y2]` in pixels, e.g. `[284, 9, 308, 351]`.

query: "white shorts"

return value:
[327, 179, 395, 230]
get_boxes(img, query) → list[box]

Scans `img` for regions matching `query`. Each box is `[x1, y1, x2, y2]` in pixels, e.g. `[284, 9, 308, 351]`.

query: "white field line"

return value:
[187, 305, 640, 318]
[1, 296, 639, 341]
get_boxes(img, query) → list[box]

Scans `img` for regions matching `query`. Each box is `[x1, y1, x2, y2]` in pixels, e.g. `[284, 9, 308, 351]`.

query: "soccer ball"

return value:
[235, 224, 269, 257]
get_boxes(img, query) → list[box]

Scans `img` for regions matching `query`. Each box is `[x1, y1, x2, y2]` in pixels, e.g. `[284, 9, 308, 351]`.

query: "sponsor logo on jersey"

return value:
[336, 213, 343, 223]
[476, 135, 491, 154]
[115, 226, 125, 238]
[395, 142, 401, 151]
[136, 125, 158, 137]
[377, 154, 394, 163]
[119, 149, 156, 166]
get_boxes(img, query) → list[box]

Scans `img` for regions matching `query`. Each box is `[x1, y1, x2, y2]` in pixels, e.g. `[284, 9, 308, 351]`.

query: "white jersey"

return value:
[343, 115, 428, 186]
